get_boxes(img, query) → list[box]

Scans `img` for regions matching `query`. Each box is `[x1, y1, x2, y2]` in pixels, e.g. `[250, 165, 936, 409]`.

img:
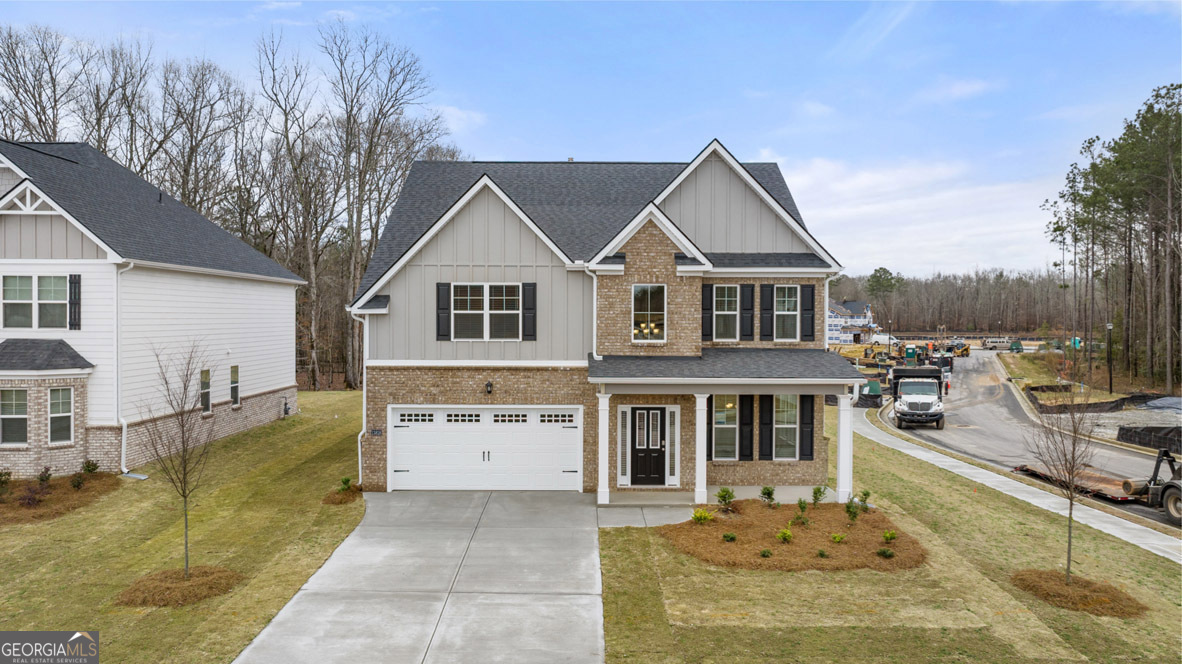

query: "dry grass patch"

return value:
[657, 499, 925, 572]
[1011, 569, 1149, 618]
[321, 483, 362, 505]
[0, 473, 120, 526]
[117, 566, 245, 607]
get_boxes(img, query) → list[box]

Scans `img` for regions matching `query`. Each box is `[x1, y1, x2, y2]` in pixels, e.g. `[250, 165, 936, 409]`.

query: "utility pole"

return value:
[1106, 322, 1113, 394]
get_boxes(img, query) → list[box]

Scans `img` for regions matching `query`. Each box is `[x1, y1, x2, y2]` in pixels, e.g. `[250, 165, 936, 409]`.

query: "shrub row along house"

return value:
[349, 140, 864, 504]
[0, 141, 300, 478]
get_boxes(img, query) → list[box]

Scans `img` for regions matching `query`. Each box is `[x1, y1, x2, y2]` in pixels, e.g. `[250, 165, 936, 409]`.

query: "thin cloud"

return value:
[1034, 102, 1116, 121]
[436, 105, 487, 134]
[797, 100, 835, 118]
[911, 77, 999, 105]
[324, 9, 357, 22]
[829, 2, 916, 61]
[259, 1, 301, 10]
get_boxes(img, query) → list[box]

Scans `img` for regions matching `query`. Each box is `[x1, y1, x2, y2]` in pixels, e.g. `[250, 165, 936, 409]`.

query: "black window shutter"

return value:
[758, 395, 773, 460]
[522, 283, 537, 341]
[701, 284, 713, 341]
[799, 394, 815, 460]
[800, 284, 816, 341]
[705, 396, 713, 461]
[760, 284, 774, 340]
[740, 284, 754, 341]
[67, 274, 81, 330]
[739, 395, 754, 461]
[436, 283, 451, 341]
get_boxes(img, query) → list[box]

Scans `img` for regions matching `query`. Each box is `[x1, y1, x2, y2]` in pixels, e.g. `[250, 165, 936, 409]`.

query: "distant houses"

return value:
[827, 299, 876, 345]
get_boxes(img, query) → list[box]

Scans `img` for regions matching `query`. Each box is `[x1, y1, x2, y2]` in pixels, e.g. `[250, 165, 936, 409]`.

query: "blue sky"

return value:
[5, 1, 1179, 274]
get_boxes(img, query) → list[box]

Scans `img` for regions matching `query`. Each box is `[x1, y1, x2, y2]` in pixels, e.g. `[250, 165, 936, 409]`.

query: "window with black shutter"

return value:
[800, 284, 815, 341]
[799, 394, 815, 460]
[522, 282, 537, 341]
[759, 284, 773, 340]
[701, 284, 713, 341]
[739, 284, 754, 340]
[436, 282, 451, 340]
[738, 395, 754, 461]
[68, 274, 81, 330]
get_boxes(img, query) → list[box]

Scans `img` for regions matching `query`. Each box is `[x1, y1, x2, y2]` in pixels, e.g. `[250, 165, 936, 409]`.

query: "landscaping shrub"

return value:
[0, 469, 10, 502]
[81, 459, 99, 474]
[876, 547, 896, 559]
[860, 489, 871, 513]
[776, 528, 793, 544]
[791, 514, 811, 527]
[817, 549, 829, 558]
[759, 549, 772, 558]
[883, 530, 897, 543]
[715, 486, 735, 512]
[830, 533, 846, 543]
[812, 485, 827, 507]
[759, 486, 775, 506]
[37, 466, 52, 488]
[18, 485, 41, 508]
[70, 474, 85, 491]
[797, 498, 808, 514]
[691, 508, 715, 524]
[722, 532, 736, 542]
[338, 477, 352, 493]
[845, 498, 860, 522]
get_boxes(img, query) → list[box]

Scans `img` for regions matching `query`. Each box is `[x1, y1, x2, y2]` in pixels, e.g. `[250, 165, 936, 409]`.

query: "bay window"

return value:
[0, 389, 28, 445]
[49, 387, 73, 444]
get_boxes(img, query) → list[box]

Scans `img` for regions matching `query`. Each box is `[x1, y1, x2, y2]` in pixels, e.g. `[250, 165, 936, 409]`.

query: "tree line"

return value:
[0, 22, 461, 389]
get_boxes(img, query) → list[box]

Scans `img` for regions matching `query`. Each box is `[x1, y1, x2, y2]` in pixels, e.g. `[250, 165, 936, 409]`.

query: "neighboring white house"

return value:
[827, 298, 876, 345]
[0, 140, 303, 478]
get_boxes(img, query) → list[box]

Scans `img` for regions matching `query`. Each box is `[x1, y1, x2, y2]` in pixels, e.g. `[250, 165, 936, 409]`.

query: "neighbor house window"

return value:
[712, 395, 738, 460]
[0, 389, 28, 445]
[774, 285, 800, 341]
[2, 276, 32, 328]
[49, 387, 72, 444]
[200, 369, 212, 413]
[230, 365, 240, 406]
[452, 283, 521, 341]
[773, 394, 799, 460]
[632, 284, 666, 342]
[37, 276, 67, 328]
[713, 285, 738, 341]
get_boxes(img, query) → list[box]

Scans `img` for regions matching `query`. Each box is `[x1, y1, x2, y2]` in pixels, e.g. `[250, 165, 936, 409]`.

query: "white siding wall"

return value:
[0, 261, 118, 423]
[659, 154, 808, 253]
[119, 267, 297, 421]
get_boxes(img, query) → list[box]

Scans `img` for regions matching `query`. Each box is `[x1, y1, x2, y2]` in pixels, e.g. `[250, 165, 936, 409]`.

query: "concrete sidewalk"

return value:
[854, 409, 1181, 564]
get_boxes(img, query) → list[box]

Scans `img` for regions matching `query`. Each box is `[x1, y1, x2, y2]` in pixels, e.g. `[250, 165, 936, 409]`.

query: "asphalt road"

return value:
[880, 350, 1170, 524]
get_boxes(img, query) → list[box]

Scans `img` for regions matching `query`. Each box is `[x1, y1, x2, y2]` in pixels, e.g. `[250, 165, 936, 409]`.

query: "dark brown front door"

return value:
[631, 407, 666, 486]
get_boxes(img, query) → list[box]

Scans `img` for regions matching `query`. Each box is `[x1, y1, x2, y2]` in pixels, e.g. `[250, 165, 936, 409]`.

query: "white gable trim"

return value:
[653, 139, 840, 268]
[0, 152, 29, 184]
[588, 202, 713, 271]
[0, 180, 122, 262]
[352, 175, 571, 307]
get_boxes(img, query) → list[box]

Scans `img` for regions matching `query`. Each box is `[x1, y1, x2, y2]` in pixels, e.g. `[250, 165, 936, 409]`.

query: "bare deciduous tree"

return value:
[0, 24, 88, 141]
[140, 343, 216, 580]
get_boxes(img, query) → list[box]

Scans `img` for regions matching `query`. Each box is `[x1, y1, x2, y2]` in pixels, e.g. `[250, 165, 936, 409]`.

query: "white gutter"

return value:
[116, 261, 135, 473]
[582, 263, 602, 361]
[350, 310, 367, 485]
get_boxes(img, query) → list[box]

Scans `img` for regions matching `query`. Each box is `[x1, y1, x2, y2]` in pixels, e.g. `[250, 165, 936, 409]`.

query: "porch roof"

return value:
[0, 339, 94, 371]
[587, 348, 865, 384]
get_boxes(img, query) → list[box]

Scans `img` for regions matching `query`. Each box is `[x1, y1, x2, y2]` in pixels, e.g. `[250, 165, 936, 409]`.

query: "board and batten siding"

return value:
[659, 154, 808, 253]
[119, 267, 297, 421]
[0, 212, 107, 260]
[0, 261, 119, 423]
[368, 187, 593, 362]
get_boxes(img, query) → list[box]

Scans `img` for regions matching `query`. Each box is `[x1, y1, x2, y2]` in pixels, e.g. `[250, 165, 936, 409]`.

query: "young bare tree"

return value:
[1025, 392, 1098, 584]
[140, 343, 216, 580]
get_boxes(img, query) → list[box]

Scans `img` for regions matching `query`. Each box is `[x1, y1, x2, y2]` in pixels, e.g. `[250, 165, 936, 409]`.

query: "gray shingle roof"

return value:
[358, 295, 389, 310]
[706, 252, 829, 268]
[0, 141, 301, 283]
[587, 348, 865, 381]
[355, 159, 814, 303]
[0, 338, 94, 371]
[830, 299, 870, 316]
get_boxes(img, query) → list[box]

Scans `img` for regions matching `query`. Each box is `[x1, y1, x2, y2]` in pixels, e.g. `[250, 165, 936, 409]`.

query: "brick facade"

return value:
[605, 393, 697, 492]
[706, 394, 827, 487]
[0, 375, 91, 478]
[703, 276, 826, 350]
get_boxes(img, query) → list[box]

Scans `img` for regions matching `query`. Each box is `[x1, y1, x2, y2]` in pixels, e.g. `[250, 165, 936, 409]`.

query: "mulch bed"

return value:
[321, 483, 363, 505]
[117, 566, 246, 607]
[0, 473, 121, 527]
[656, 499, 926, 572]
[1011, 569, 1148, 618]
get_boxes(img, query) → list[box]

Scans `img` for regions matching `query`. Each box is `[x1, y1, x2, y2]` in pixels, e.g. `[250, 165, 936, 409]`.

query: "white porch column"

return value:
[694, 393, 709, 504]
[836, 393, 854, 502]
[597, 393, 611, 505]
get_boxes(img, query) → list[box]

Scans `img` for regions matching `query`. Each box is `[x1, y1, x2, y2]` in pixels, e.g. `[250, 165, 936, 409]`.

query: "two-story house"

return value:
[0, 140, 302, 478]
[827, 298, 876, 345]
[350, 140, 863, 504]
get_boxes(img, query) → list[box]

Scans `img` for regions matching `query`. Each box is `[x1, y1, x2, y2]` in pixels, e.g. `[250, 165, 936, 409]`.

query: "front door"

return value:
[630, 407, 666, 486]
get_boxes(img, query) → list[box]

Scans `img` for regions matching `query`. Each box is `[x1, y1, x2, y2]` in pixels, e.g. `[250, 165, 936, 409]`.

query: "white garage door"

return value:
[386, 405, 583, 491]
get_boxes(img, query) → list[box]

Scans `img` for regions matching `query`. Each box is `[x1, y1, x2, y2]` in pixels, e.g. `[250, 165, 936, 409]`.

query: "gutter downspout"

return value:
[350, 309, 367, 485]
[582, 264, 602, 360]
[116, 261, 135, 473]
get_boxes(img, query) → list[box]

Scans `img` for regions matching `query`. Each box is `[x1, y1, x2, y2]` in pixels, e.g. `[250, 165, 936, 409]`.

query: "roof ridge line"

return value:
[0, 139, 81, 165]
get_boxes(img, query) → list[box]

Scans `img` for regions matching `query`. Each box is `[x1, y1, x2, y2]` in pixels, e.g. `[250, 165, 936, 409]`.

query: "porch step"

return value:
[605, 491, 695, 507]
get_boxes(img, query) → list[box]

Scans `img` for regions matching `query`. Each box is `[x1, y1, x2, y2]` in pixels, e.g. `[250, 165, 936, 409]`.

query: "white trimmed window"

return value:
[2, 276, 32, 328]
[49, 387, 73, 444]
[0, 389, 28, 445]
[712, 395, 738, 460]
[632, 284, 666, 342]
[38, 276, 67, 328]
[230, 365, 240, 406]
[713, 285, 738, 341]
[1, 276, 67, 328]
[200, 369, 212, 414]
[453, 283, 521, 341]
[773, 394, 799, 460]
[774, 285, 800, 341]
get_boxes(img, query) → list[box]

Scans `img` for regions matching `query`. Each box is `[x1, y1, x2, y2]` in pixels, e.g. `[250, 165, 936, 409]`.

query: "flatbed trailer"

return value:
[1013, 463, 1133, 501]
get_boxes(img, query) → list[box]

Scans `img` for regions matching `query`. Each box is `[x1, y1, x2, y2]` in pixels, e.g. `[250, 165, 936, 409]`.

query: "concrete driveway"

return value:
[234, 491, 603, 664]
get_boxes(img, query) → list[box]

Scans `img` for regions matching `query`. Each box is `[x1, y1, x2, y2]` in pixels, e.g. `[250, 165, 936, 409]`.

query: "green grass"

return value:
[600, 405, 1182, 663]
[999, 353, 1128, 403]
[0, 391, 364, 664]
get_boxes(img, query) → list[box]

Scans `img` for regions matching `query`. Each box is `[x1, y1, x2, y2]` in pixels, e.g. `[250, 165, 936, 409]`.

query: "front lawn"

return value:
[601, 406, 1182, 663]
[0, 391, 364, 664]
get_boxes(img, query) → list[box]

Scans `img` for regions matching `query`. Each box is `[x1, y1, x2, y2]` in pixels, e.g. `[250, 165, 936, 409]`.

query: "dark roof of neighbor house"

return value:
[0, 141, 301, 283]
[355, 159, 817, 303]
[829, 299, 870, 316]
[587, 348, 865, 381]
[0, 339, 94, 371]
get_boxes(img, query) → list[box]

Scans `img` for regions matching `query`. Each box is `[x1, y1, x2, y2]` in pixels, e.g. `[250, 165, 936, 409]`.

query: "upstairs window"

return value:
[2, 276, 32, 328]
[774, 285, 800, 341]
[1, 275, 67, 328]
[488, 285, 521, 340]
[452, 284, 485, 340]
[632, 284, 666, 342]
[49, 387, 73, 444]
[200, 369, 212, 414]
[38, 276, 67, 328]
[713, 285, 738, 341]
[230, 365, 240, 406]
[0, 389, 28, 445]
[452, 283, 522, 341]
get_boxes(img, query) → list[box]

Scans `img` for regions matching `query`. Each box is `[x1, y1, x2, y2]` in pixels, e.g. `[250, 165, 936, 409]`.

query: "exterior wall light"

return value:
[485, 381, 493, 395]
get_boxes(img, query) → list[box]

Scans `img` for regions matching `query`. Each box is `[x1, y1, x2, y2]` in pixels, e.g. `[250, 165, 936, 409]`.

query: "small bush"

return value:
[722, 532, 737, 543]
[37, 466, 52, 486]
[796, 498, 808, 514]
[759, 549, 772, 558]
[860, 490, 872, 513]
[883, 530, 897, 543]
[817, 549, 829, 558]
[81, 459, 99, 474]
[776, 528, 793, 544]
[0, 468, 10, 502]
[791, 514, 811, 527]
[812, 485, 827, 507]
[769, 501, 780, 509]
[70, 473, 85, 491]
[876, 547, 896, 559]
[715, 486, 735, 512]
[759, 486, 775, 506]
[18, 485, 41, 508]
[691, 508, 715, 524]
[338, 477, 352, 493]
[845, 498, 860, 522]
[830, 533, 846, 544]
